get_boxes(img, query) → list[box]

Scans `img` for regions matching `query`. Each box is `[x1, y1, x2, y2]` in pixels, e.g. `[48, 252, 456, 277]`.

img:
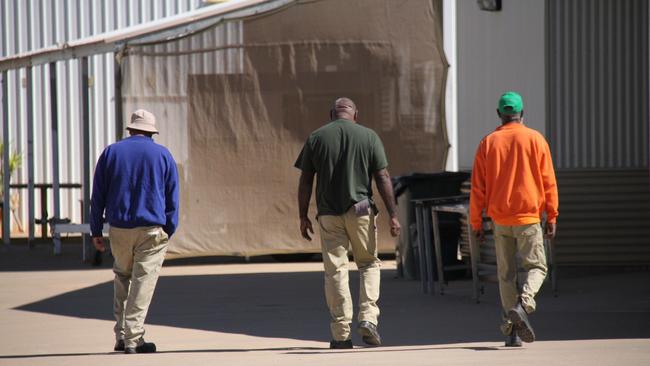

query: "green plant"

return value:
[0, 142, 22, 201]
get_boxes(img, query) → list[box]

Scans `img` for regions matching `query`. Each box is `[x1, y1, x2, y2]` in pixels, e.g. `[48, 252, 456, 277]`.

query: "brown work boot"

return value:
[329, 339, 353, 349]
[114, 339, 125, 351]
[124, 338, 157, 354]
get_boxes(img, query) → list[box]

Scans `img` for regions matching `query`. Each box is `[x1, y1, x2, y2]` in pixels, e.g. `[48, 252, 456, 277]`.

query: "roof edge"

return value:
[0, 0, 282, 72]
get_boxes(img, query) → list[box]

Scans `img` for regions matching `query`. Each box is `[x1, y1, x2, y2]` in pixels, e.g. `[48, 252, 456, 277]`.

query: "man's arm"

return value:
[470, 142, 487, 242]
[90, 151, 108, 252]
[373, 168, 401, 237]
[298, 171, 315, 241]
[540, 140, 559, 238]
[164, 156, 180, 238]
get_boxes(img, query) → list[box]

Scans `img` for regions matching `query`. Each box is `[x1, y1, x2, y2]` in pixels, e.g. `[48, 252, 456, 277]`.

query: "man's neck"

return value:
[335, 117, 355, 123]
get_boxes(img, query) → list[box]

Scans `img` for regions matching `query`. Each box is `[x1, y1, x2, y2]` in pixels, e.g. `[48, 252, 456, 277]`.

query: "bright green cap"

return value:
[498, 91, 523, 114]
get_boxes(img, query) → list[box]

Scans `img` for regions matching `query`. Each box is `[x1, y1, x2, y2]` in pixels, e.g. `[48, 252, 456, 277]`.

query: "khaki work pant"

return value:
[318, 206, 381, 341]
[110, 226, 169, 348]
[493, 223, 547, 335]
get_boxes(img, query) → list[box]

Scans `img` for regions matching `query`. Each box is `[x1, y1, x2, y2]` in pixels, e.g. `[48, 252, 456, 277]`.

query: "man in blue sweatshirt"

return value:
[91, 109, 179, 354]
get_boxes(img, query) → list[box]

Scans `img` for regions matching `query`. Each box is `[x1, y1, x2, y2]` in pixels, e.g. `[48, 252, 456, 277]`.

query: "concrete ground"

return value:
[0, 241, 649, 366]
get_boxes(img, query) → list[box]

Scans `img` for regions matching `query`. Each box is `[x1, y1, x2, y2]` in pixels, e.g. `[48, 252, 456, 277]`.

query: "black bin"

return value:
[393, 172, 470, 280]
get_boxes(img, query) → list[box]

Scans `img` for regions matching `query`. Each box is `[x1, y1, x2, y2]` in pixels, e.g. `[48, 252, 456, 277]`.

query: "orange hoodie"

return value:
[470, 122, 558, 231]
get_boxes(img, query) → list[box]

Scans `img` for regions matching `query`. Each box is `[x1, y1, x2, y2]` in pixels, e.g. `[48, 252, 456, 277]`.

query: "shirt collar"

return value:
[496, 122, 525, 131]
[128, 135, 153, 141]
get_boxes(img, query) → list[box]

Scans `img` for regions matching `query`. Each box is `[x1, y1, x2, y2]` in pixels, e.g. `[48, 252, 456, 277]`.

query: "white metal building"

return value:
[446, 0, 650, 265]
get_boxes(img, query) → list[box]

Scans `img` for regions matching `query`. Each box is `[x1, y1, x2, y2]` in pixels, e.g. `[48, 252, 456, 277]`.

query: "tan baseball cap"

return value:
[127, 109, 159, 134]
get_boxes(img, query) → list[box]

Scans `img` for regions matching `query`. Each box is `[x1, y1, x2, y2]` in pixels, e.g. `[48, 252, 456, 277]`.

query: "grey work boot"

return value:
[505, 330, 522, 347]
[507, 303, 535, 343]
[357, 321, 382, 346]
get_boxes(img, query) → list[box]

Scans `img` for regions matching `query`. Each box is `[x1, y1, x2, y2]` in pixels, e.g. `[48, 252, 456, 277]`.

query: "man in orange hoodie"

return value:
[470, 91, 558, 347]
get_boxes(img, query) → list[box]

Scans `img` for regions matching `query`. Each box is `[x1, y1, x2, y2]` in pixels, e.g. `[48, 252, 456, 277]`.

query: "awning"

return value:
[0, 0, 294, 72]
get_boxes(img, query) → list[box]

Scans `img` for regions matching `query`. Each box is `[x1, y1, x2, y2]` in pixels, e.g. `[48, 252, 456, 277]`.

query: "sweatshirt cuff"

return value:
[470, 220, 483, 231]
[90, 224, 103, 238]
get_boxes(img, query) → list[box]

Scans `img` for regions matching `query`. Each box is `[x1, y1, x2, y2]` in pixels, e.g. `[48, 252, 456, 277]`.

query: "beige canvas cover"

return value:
[120, 0, 449, 258]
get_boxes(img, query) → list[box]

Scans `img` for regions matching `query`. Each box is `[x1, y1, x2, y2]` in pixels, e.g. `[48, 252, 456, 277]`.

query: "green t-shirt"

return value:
[294, 119, 388, 216]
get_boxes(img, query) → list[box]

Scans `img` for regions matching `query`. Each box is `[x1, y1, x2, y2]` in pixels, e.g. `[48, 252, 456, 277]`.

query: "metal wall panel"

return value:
[547, 0, 649, 169]
[547, 0, 650, 267]
[0, 0, 204, 235]
[553, 169, 650, 265]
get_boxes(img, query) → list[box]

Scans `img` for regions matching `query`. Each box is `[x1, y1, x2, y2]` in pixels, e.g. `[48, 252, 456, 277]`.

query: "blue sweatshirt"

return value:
[90, 135, 179, 238]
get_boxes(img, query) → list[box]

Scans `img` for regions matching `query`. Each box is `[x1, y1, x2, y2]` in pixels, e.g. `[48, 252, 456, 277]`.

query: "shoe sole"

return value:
[357, 326, 381, 346]
[508, 308, 535, 343]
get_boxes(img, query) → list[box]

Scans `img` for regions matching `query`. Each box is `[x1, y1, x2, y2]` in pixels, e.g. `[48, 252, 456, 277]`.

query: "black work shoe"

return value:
[124, 339, 157, 354]
[114, 339, 125, 351]
[505, 330, 522, 347]
[357, 321, 382, 346]
[329, 339, 353, 349]
[508, 303, 535, 343]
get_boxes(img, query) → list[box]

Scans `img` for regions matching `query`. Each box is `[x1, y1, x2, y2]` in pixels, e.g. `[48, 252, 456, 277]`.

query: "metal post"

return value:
[81, 57, 92, 261]
[547, 238, 558, 296]
[114, 56, 123, 141]
[40, 187, 47, 239]
[1, 71, 9, 246]
[49, 62, 61, 255]
[422, 206, 435, 295]
[414, 203, 428, 293]
[26, 67, 35, 247]
[466, 219, 480, 303]
[431, 210, 445, 295]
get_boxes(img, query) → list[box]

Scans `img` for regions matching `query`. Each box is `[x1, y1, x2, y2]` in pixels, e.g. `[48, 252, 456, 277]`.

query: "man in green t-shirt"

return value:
[295, 97, 401, 349]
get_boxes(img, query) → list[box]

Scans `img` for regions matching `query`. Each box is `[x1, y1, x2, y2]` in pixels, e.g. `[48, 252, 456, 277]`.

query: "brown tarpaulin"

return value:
[121, 0, 449, 258]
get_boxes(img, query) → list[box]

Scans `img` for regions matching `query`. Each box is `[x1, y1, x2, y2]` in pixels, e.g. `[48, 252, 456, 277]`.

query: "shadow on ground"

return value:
[0, 345, 511, 360]
[11, 264, 650, 347]
[0, 240, 296, 271]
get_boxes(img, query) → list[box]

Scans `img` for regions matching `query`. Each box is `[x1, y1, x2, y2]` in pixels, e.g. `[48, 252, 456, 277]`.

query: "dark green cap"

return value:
[498, 91, 523, 114]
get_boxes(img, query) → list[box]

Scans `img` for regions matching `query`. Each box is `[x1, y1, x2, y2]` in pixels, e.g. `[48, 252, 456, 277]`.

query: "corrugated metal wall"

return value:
[554, 169, 650, 265]
[546, 0, 650, 266]
[547, 0, 649, 170]
[0, 0, 205, 234]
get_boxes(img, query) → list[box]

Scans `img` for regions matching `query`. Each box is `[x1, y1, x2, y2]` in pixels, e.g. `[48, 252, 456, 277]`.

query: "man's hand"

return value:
[300, 217, 314, 241]
[473, 228, 486, 243]
[389, 216, 401, 237]
[372, 168, 401, 238]
[545, 222, 557, 239]
[92, 237, 106, 252]
[298, 171, 315, 241]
